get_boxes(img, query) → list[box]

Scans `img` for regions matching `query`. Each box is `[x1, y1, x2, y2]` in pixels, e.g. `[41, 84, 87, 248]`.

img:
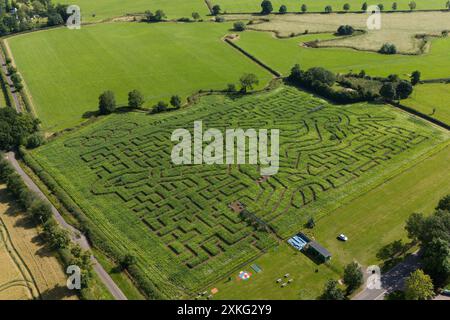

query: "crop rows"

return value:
[59, 87, 433, 271]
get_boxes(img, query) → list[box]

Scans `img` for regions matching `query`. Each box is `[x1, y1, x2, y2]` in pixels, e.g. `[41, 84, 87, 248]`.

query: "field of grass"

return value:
[58, 0, 210, 22]
[7, 22, 272, 131]
[218, 0, 447, 13]
[28, 86, 448, 298]
[213, 141, 450, 299]
[230, 12, 450, 54]
[0, 185, 77, 300]
[236, 31, 450, 79]
[402, 83, 450, 125]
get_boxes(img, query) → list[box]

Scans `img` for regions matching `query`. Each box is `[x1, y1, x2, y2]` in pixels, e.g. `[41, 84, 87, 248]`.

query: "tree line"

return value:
[0, 0, 70, 36]
[211, 0, 449, 16]
[0, 154, 94, 296]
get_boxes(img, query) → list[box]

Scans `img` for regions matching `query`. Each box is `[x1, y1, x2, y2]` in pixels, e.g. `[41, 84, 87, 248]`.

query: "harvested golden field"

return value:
[226, 12, 450, 54]
[0, 185, 77, 300]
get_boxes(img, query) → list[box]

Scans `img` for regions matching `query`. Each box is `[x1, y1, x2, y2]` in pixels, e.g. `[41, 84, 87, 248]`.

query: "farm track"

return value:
[3, 152, 127, 300]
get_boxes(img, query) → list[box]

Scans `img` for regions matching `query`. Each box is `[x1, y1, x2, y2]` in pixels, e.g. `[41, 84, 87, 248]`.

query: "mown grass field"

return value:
[58, 0, 210, 22]
[213, 143, 450, 299]
[236, 31, 450, 78]
[218, 0, 447, 13]
[402, 83, 450, 125]
[28, 86, 449, 298]
[7, 22, 272, 131]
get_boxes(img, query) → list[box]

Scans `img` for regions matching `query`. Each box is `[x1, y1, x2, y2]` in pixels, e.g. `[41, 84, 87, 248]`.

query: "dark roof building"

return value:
[307, 241, 332, 262]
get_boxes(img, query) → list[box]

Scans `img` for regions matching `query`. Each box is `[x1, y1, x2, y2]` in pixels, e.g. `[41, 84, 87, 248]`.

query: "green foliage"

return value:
[279, 5, 287, 13]
[192, 12, 200, 20]
[343, 262, 363, 293]
[98, 90, 116, 115]
[405, 197, 450, 285]
[392, 2, 398, 10]
[379, 43, 397, 54]
[320, 279, 345, 300]
[233, 21, 246, 31]
[324, 5, 333, 13]
[0, 107, 40, 150]
[170, 95, 182, 108]
[436, 195, 450, 211]
[410, 71, 421, 85]
[120, 254, 137, 270]
[146, 9, 166, 22]
[380, 82, 396, 100]
[301, 4, 308, 12]
[152, 101, 168, 113]
[261, 0, 273, 14]
[128, 89, 145, 109]
[362, 2, 368, 10]
[408, 1, 417, 10]
[26, 132, 46, 149]
[343, 3, 350, 11]
[239, 73, 259, 92]
[337, 25, 354, 36]
[396, 80, 413, 99]
[405, 269, 435, 300]
[212, 4, 221, 15]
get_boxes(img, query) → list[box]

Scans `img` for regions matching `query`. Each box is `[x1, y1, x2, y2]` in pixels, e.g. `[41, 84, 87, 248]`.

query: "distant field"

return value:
[7, 22, 272, 131]
[58, 0, 210, 22]
[236, 31, 450, 78]
[402, 83, 450, 125]
[229, 12, 450, 54]
[29, 86, 448, 298]
[0, 186, 76, 300]
[218, 0, 447, 13]
[213, 142, 450, 299]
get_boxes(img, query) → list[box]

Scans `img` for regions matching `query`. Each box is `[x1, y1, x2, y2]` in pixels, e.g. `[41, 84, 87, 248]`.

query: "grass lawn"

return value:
[212, 142, 450, 299]
[7, 22, 272, 131]
[236, 31, 450, 79]
[58, 0, 210, 22]
[402, 83, 450, 125]
[27, 86, 449, 298]
[218, 0, 446, 13]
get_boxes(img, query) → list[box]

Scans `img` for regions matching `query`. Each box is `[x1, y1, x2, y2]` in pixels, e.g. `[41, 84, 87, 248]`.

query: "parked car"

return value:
[338, 234, 348, 241]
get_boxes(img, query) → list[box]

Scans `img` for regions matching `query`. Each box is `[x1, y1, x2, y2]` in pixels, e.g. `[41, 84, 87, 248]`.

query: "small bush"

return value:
[233, 21, 246, 31]
[379, 43, 397, 54]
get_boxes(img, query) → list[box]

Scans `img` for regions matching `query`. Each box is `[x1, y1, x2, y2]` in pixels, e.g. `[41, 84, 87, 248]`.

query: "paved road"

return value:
[353, 252, 421, 300]
[0, 51, 22, 112]
[4, 151, 127, 300]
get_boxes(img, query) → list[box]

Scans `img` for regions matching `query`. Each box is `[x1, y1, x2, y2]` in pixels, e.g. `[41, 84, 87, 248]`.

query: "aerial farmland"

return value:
[0, 0, 448, 306]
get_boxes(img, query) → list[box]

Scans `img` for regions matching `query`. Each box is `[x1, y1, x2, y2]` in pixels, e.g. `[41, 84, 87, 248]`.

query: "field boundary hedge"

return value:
[19, 147, 166, 300]
[224, 37, 281, 77]
[390, 102, 450, 130]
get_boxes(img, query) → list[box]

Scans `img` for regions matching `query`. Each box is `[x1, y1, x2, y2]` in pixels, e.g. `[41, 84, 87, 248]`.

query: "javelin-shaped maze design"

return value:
[64, 88, 429, 269]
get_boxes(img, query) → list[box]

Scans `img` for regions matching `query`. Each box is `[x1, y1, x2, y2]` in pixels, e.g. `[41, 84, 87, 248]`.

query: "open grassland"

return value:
[58, 0, 210, 22]
[235, 31, 450, 78]
[0, 185, 77, 300]
[213, 142, 450, 299]
[28, 86, 449, 298]
[402, 83, 450, 125]
[228, 12, 450, 54]
[218, 0, 447, 13]
[7, 22, 272, 131]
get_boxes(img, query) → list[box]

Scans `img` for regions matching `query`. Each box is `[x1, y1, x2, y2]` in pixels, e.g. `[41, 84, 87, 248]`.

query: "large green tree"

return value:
[98, 90, 116, 115]
[404, 270, 434, 300]
[261, 0, 273, 14]
[343, 262, 363, 293]
[320, 279, 345, 300]
[239, 73, 259, 93]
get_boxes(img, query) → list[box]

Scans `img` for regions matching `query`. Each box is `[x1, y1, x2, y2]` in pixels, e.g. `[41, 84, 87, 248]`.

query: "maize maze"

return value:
[31, 87, 446, 295]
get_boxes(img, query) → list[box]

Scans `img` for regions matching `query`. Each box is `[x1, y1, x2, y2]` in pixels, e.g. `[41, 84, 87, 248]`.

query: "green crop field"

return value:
[28, 86, 449, 298]
[235, 31, 450, 79]
[213, 143, 450, 299]
[58, 0, 210, 22]
[402, 83, 450, 125]
[218, 0, 446, 13]
[7, 22, 272, 131]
